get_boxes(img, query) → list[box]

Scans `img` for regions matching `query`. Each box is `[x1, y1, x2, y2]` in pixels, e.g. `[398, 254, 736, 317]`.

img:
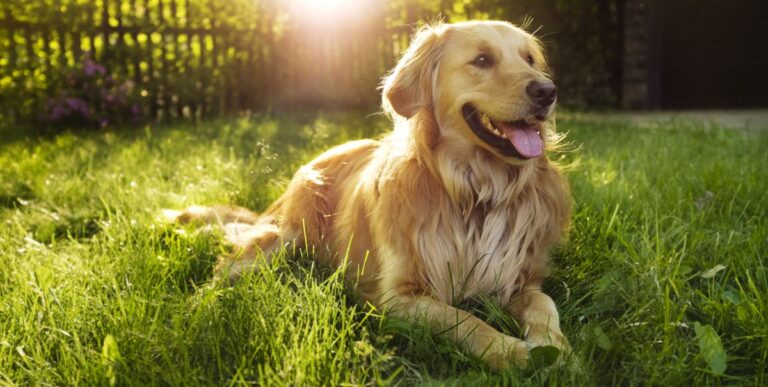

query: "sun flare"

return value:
[288, 0, 367, 23]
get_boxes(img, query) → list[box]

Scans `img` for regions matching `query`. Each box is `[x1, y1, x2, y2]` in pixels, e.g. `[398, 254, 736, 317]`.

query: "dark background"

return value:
[654, 0, 768, 109]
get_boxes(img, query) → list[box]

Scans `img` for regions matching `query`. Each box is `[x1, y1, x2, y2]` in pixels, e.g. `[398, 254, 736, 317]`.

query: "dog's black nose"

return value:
[526, 80, 557, 107]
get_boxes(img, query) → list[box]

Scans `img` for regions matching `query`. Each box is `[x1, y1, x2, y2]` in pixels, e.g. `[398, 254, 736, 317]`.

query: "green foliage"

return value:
[100, 334, 122, 386]
[528, 346, 561, 369]
[0, 0, 625, 130]
[1, 112, 765, 384]
[693, 322, 727, 375]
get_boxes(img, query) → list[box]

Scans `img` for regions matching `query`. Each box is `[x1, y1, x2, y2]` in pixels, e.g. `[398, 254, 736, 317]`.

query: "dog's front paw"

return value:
[483, 335, 530, 370]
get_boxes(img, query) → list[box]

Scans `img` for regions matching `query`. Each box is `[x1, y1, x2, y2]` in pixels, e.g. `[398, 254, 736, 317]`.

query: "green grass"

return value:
[0, 112, 766, 385]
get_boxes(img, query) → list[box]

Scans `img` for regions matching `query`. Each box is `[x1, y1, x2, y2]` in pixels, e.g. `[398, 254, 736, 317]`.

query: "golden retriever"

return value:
[166, 20, 571, 370]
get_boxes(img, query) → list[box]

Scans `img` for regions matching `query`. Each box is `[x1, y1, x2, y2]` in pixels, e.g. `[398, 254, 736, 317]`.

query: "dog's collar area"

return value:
[461, 104, 543, 159]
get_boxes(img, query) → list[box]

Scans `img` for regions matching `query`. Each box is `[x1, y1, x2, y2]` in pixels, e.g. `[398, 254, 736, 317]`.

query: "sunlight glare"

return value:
[288, 0, 364, 23]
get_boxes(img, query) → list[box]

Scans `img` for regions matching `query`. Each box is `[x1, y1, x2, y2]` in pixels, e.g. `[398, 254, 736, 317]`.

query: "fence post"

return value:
[180, 0, 193, 118]
[171, 0, 184, 118]
[101, 0, 110, 64]
[129, 0, 141, 90]
[159, 0, 169, 120]
[115, 0, 127, 79]
[71, 4, 82, 63]
[3, 5, 18, 122]
[195, 3, 207, 118]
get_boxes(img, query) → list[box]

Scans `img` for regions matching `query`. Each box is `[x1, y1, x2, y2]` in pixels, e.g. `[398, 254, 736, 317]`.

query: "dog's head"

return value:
[382, 21, 557, 163]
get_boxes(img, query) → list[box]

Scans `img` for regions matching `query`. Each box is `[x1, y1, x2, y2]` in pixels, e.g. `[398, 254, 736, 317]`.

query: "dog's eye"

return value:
[471, 54, 494, 68]
[526, 54, 535, 66]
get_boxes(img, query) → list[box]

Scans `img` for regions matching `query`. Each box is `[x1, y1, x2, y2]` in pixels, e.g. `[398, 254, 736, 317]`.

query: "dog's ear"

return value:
[382, 26, 444, 118]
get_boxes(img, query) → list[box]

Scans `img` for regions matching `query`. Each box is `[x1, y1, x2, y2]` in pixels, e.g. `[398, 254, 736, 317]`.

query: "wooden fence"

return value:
[0, 1, 633, 126]
[0, 0, 425, 123]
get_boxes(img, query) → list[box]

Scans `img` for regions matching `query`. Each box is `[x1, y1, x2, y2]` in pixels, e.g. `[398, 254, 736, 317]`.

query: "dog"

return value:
[165, 20, 571, 370]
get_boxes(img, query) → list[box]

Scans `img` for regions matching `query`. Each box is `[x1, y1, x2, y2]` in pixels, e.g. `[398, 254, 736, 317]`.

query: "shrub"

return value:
[44, 55, 145, 129]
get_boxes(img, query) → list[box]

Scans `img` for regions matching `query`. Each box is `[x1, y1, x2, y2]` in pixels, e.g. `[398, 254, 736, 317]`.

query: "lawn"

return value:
[0, 113, 766, 385]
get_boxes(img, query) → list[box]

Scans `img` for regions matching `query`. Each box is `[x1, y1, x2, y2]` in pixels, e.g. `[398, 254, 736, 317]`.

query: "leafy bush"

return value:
[43, 55, 145, 128]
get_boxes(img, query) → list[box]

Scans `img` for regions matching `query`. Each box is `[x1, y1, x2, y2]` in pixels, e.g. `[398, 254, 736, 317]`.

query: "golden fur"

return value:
[167, 21, 571, 369]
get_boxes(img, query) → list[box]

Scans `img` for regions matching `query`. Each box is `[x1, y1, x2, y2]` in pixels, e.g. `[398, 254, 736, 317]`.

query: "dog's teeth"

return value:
[477, 113, 508, 138]
[480, 114, 492, 130]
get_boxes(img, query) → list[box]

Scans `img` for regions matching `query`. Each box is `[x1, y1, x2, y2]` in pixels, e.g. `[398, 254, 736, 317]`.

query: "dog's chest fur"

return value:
[415, 150, 554, 305]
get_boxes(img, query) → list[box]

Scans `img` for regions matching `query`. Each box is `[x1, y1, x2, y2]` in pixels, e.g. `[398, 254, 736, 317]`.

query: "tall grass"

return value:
[0, 113, 765, 385]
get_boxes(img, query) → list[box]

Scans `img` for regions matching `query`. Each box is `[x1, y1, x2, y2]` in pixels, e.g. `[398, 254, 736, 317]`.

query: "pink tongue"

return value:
[499, 122, 543, 158]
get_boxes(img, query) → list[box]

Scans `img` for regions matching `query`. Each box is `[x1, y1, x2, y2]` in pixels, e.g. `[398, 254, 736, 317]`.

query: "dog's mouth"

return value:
[462, 104, 543, 159]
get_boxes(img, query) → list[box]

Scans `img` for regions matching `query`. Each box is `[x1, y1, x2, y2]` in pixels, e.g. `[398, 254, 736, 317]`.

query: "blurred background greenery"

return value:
[0, 0, 629, 129]
[1, 0, 766, 130]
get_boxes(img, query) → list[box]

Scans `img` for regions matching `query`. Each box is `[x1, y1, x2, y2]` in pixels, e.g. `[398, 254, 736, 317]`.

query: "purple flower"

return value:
[119, 81, 134, 93]
[50, 104, 68, 121]
[46, 54, 147, 128]
[65, 97, 79, 109]
[62, 97, 91, 117]
[83, 59, 106, 76]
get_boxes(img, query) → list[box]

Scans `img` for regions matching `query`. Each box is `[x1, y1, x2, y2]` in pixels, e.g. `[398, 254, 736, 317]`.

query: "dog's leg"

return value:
[162, 205, 260, 226]
[214, 220, 288, 282]
[386, 295, 529, 370]
[506, 287, 570, 355]
[163, 205, 290, 282]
